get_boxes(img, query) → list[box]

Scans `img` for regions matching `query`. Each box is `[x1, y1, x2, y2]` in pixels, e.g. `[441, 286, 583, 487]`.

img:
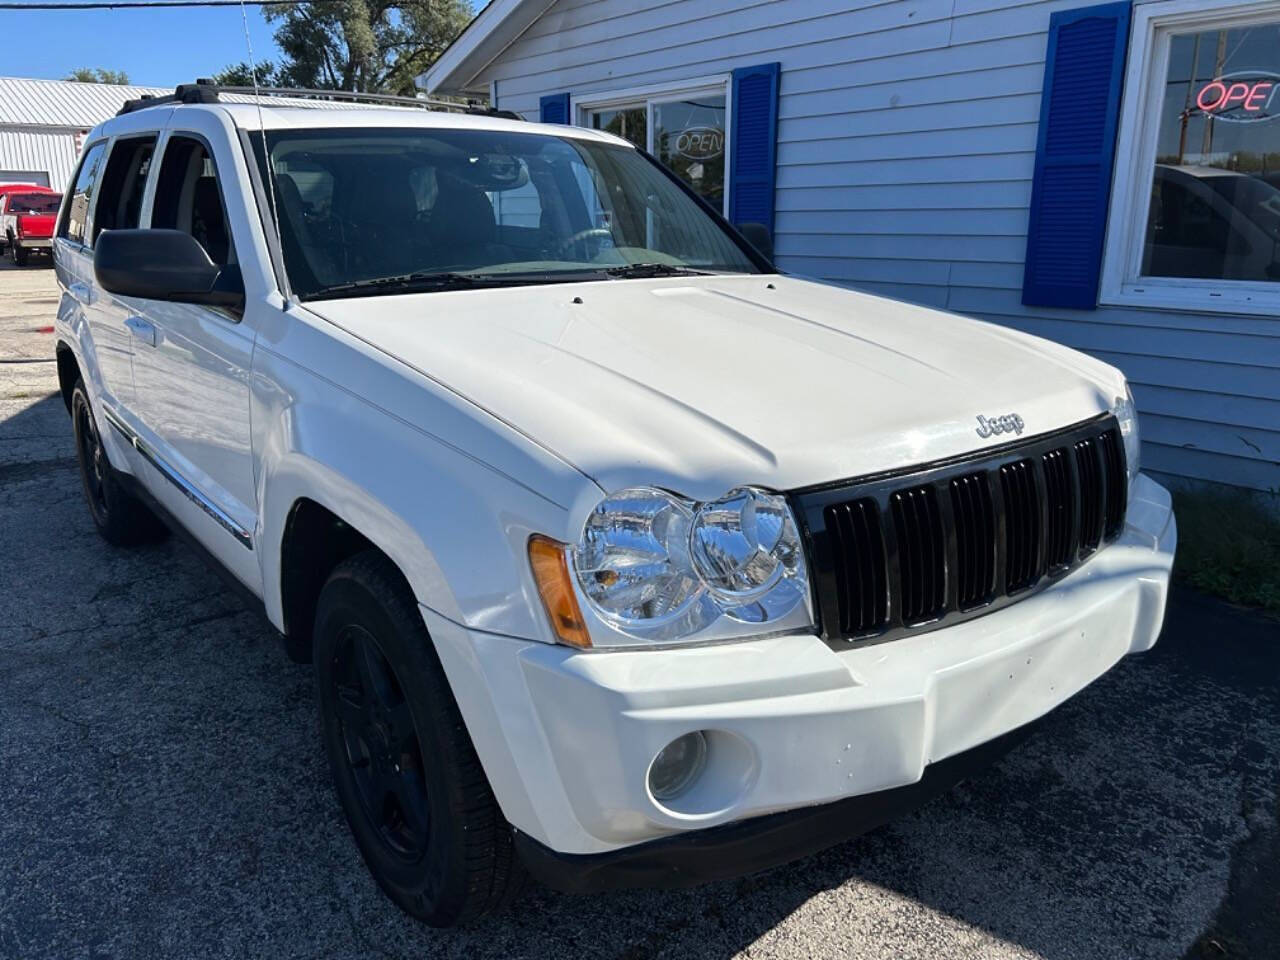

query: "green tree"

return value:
[262, 0, 472, 95]
[212, 60, 282, 88]
[67, 68, 130, 84]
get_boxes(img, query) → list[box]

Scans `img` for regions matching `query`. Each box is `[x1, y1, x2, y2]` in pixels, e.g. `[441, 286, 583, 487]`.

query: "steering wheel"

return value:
[550, 227, 613, 260]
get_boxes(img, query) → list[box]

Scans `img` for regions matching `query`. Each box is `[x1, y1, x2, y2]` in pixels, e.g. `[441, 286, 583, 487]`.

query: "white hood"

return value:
[304, 274, 1125, 500]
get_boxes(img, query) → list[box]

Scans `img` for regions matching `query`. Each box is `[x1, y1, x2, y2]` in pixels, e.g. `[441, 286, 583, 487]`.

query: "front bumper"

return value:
[425, 473, 1175, 872]
[514, 718, 1038, 893]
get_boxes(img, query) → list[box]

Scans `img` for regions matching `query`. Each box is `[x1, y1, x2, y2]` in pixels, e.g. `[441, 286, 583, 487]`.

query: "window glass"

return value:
[152, 136, 234, 266]
[589, 106, 646, 149]
[489, 160, 541, 228]
[653, 94, 727, 210]
[1144, 21, 1280, 282]
[8, 193, 61, 214]
[91, 136, 157, 242]
[277, 156, 334, 216]
[58, 141, 107, 246]
[255, 127, 758, 300]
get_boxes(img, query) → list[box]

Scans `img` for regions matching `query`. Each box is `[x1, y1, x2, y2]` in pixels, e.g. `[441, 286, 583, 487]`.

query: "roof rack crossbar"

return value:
[117, 81, 521, 120]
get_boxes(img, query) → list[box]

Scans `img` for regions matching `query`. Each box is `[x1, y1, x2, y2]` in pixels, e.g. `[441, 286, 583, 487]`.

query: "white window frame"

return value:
[572, 75, 732, 218]
[1100, 0, 1280, 316]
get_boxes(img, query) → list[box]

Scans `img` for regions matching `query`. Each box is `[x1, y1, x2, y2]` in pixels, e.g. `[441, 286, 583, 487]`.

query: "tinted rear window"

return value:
[9, 194, 60, 214]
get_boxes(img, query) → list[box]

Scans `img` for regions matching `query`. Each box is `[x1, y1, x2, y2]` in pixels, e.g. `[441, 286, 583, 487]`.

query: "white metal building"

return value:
[424, 0, 1280, 495]
[0, 76, 167, 191]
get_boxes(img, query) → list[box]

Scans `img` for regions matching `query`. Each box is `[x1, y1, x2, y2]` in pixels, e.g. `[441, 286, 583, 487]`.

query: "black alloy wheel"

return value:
[330, 624, 432, 860]
[74, 387, 110, 522]
[314, 551, 524, 926]
[70, 378, 168, 546]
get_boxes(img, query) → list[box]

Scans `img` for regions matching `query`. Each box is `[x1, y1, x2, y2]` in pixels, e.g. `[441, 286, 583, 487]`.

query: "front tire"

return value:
[70, 378, 167, 546]
[314, 551, 523, 926]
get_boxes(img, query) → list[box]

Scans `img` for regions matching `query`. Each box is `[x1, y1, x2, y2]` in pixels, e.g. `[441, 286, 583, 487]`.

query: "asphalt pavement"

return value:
[1, 259, 1277, 959]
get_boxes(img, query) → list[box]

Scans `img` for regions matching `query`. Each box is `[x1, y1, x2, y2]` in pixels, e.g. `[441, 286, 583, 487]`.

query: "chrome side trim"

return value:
[101, 406, 253, 551]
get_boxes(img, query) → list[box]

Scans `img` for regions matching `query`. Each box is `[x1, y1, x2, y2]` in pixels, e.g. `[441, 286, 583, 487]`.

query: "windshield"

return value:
[8, 193, 60, 214]
[254, 127, 760, 300]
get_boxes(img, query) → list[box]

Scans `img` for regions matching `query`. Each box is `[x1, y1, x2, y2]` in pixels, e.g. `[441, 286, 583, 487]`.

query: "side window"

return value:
[151, 136, 235, 266]
[58, 141, 107, 246]
[91, 135, 158, 243]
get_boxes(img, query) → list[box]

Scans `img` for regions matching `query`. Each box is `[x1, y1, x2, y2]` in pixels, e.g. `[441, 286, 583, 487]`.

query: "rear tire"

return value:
[12, 242, 28, 266]
[314, 551, 524, 927]
[70, 378, 168, 546]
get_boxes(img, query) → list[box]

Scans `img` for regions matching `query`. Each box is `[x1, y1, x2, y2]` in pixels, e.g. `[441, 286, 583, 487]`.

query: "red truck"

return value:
[0, 184, 62, 266]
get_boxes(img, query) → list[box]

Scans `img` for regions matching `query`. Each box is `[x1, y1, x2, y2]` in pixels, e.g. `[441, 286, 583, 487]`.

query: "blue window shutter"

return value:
[540, 92, 571, 125]
[1023, 2, 1131, 309]
[729, 62, 780, 232]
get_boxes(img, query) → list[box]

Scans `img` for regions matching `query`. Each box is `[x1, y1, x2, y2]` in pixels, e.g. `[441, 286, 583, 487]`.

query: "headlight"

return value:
[574, 487, 713, 640]
[1113, 384, 1140, 488]
[535, 485, 812, 647]
[689, 488, 808, 622]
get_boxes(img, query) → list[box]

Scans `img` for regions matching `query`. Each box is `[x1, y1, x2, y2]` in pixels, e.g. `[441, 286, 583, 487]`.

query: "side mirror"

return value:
[94, 229, 244, 310]
[738, 221, 774, 263]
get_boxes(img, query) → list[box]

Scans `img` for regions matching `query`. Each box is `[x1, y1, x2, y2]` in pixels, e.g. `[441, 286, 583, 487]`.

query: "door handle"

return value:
[124, 316, 157, 347]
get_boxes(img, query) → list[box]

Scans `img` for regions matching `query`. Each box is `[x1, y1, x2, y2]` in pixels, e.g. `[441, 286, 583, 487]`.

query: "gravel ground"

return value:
[1, 260, 1277, 960]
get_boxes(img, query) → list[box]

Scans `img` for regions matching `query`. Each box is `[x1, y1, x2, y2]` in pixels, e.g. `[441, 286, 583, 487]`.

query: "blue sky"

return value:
[4, 3, 283, 88]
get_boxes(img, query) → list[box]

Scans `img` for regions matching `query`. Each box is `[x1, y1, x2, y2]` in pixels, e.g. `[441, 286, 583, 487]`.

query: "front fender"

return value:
[250, 313, 598, 642]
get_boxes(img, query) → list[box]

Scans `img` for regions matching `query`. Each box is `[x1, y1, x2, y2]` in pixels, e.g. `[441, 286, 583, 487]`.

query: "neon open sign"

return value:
[675, 126, 724, 161]
[1195, 72, 1280, 122]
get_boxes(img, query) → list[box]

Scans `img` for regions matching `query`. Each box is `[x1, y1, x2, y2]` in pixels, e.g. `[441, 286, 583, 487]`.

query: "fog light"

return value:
[648, 731, 707, 801]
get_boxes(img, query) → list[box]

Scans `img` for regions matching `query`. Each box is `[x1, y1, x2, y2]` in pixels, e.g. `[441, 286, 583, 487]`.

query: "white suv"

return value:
[53, 83, 1176, 926]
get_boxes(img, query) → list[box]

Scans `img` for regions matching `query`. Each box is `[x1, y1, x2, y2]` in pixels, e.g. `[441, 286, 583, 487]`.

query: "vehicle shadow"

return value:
[1, 393, 1276, 960]
[0, 390, 71, 466]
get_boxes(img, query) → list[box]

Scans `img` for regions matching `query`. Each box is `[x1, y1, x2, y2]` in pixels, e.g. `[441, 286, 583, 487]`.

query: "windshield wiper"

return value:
[307, 264, 717, 300]
[602, 263, 712, 279]
[308, 271, 490, 301]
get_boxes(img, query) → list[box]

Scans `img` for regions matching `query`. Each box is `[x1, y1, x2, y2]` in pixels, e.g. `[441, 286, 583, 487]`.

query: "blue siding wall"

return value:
[474, 0, 1280, 493]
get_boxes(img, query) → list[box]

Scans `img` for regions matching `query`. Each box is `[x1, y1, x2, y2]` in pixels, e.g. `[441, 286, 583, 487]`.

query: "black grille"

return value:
[949, 472, 996, 609]
[822, 498, 887, 635]
[1041, 448, 1075, 570]
[889, 485, 946, 624]
[1100, 428, 1127, 539]
[794, 415, 1127, 647]
[1075, 436, 1104, 553]
[999, 458, 1042, 591]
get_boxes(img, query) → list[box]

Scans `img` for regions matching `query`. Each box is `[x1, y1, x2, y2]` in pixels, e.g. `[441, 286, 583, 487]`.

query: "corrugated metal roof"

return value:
[0, 76, 169, 128]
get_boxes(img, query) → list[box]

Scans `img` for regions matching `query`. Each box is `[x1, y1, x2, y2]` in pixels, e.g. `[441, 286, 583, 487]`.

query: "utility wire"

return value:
[0, 0, 309, 8]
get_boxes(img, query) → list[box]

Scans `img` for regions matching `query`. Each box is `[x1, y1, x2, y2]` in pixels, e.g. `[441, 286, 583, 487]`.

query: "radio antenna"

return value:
[237, 0, 287, 304]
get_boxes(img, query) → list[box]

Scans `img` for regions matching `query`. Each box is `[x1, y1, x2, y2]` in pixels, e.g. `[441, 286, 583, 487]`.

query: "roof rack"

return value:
[116, 78, 522, 120]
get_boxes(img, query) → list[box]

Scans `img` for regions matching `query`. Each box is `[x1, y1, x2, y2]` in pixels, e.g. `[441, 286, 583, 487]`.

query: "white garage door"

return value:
[0, 170, 51, 186]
